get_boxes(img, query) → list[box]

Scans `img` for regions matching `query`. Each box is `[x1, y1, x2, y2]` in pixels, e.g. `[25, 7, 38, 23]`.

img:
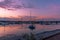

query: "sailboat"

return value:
[28, 11, 35, 30]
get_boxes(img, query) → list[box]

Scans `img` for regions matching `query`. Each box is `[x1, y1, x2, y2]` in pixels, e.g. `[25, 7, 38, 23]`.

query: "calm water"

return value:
[0, 24, 60, 37]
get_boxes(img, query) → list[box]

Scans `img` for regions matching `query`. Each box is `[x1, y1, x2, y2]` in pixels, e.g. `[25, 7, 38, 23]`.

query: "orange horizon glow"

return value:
[0, 8, 26, 18]
[0, 8, 59, 19]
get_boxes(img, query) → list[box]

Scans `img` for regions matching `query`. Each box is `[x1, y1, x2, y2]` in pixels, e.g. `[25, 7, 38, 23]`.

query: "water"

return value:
[0, 24, 60, 37]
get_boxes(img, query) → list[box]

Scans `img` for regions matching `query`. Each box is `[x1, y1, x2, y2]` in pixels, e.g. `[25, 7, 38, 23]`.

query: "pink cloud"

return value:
[0, 0, 34, 10]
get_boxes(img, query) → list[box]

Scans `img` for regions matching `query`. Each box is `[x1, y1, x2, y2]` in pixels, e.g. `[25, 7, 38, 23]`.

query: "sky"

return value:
[0, 0, 60, 18]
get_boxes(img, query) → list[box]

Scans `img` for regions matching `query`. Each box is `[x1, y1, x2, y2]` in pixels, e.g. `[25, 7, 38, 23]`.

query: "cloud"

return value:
[0, 0, 34, 10]
[0, 0, 12, 9]
[0, 0, 60, 11]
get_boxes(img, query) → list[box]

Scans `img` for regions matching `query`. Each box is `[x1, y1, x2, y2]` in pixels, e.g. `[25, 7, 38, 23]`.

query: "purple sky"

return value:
[0, 0, 60, 18]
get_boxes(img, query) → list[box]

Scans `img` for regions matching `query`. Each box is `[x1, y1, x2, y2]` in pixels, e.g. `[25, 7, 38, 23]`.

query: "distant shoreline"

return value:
[0, 21, 60, 25]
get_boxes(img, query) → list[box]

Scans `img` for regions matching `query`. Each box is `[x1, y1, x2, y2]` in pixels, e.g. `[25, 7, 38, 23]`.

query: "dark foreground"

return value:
[0, 29, 60, 40]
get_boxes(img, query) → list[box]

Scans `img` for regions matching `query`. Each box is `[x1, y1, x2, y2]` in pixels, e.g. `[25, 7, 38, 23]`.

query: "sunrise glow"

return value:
[0, 0, 60, 40]
[0, 0, 60, 19]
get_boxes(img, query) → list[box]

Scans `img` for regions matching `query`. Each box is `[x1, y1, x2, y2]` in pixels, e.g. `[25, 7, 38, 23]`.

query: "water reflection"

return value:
[0, 24, 60, 37]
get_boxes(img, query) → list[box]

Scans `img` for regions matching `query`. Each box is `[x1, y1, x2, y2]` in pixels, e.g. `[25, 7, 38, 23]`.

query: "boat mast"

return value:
[30, 10, 32, 22]
[30, 10, 32, 24]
